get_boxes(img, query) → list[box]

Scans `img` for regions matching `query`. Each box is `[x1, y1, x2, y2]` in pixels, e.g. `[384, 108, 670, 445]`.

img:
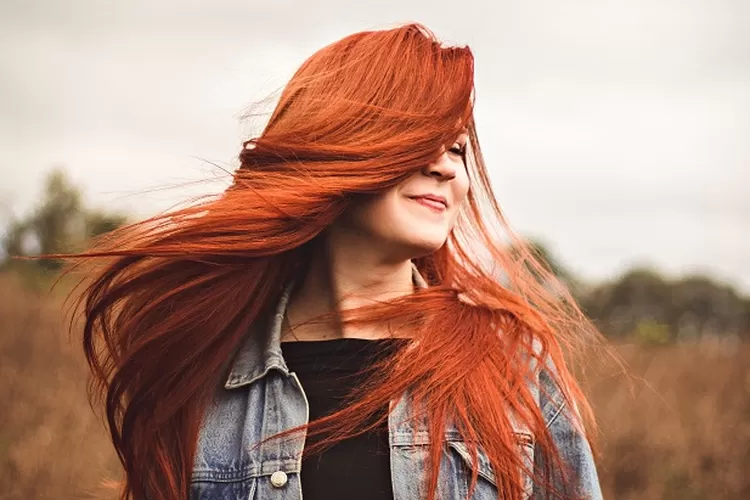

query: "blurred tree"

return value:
[32, 169, 85, 269]
[2, 219, 34, 258]
[668, 276, 749, 340]
[526, 239, 582, 294]
[581, 268, 750, 341]
[509, 238, 583, 301]
[1, 167, 127, 271]
[579, 268, 669, 338]
[742, 299, 750, 339]
[633, 318, 672, 345]
[84, 210, 128, 239]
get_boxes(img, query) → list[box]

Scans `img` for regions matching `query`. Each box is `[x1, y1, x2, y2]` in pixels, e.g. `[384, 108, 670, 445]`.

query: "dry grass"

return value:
[0, 271, 747, 499]
[590, 340, 750, 499]
[0, 272, 122, 499]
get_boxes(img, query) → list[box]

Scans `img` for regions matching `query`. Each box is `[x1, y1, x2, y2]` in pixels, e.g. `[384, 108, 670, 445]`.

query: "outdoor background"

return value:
[1, 1, 748, 499]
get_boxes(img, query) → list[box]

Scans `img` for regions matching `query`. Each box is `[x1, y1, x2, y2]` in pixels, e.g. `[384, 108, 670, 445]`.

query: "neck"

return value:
[283, 229, 416, 341]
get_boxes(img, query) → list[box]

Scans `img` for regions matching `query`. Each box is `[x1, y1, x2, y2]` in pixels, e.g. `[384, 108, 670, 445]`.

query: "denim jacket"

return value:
[191, 264, 603, 499]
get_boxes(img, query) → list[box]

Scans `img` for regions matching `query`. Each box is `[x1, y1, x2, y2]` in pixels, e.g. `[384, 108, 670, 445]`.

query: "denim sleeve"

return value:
[532, 368, 604, 500]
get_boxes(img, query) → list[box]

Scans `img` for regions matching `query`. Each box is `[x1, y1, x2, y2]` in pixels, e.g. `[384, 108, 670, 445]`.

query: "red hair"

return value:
[60, 23, 605, 500]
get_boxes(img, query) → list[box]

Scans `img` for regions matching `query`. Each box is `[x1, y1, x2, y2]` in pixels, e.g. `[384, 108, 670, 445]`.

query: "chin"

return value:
[400, 232, 448, 255]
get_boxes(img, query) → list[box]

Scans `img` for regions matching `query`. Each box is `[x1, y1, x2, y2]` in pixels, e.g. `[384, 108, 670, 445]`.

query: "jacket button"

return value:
[270, 470, 288, 488]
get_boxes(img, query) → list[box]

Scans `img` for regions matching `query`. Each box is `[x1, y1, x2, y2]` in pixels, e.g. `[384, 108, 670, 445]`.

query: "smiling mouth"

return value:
[409, 196, 447, 212]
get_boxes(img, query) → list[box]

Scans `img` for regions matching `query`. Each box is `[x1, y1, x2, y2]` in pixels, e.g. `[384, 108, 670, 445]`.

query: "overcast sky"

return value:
[1, 0, 748, 292]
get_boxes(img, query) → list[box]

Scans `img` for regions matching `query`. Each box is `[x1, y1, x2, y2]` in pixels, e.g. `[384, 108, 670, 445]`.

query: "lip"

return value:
[408, 194, 448, 209]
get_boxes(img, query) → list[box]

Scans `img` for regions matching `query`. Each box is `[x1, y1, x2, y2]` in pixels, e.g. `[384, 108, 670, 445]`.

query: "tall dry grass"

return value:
[0, 272, 122, 499]
[0, 271, 747, 499]
[589, 340, 750, 499]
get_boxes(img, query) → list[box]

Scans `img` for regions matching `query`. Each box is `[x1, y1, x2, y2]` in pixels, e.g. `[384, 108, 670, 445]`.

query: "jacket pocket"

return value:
[189, 477, 256, 500]
[447, 432, 535, 499]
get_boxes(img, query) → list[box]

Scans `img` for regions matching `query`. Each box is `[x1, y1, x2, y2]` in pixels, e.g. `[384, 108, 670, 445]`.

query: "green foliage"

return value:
[580, 267, 750, 341]
[511, 238, 582, 299]
[84, 210, 128, 239]
[633, 319, 673, 346]
[525, 239, 577, 286]
[1, 168, 128, 270]
[504, 238, 750, 342]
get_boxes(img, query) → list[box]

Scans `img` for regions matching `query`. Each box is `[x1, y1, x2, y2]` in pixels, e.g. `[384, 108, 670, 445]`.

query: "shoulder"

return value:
[525, 337, 583, 432]
[525, 338, 604, 499]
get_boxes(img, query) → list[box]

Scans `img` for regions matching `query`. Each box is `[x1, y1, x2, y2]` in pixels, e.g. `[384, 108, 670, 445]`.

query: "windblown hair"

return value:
[62, 23, 605, 500]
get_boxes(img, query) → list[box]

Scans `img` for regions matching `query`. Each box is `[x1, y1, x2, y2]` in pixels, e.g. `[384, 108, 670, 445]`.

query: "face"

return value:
[337, 131, 471, 257]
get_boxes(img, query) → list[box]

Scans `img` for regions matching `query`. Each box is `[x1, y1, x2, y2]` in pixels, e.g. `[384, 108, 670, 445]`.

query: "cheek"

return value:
[454, 172, 471, 207]
[346, 193, 399, 232]
[359, 192, 419, 241]
[369, 193, 404, 228]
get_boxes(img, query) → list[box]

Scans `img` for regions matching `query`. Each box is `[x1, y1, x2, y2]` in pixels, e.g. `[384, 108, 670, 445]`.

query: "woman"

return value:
[70, 23, 605, 500]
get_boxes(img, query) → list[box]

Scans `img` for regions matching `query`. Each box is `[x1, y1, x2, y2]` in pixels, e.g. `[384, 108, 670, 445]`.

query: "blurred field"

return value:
[1, 271, 748, 499]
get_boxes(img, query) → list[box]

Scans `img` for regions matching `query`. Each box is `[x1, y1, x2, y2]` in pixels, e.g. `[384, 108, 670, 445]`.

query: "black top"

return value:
[280, 337, 407, 500]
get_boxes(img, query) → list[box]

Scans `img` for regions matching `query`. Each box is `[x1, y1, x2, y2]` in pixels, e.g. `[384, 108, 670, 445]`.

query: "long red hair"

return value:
[60, 23, 605, 500]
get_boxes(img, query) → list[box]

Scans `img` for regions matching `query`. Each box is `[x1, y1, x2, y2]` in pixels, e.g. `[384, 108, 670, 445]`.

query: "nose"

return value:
[422, 151, 459, 181]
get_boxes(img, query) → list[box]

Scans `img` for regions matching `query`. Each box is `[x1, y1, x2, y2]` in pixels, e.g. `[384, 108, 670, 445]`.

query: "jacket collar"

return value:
[224, 261, 428, 390]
